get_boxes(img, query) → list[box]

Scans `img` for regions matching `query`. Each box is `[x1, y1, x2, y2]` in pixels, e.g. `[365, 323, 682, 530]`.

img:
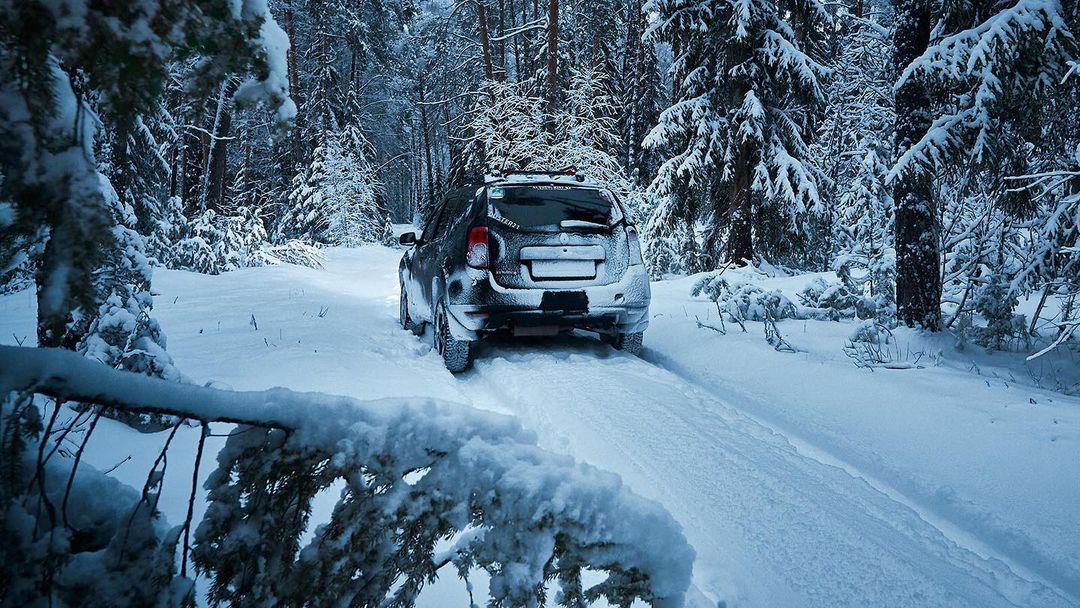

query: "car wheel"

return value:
[399, 283, 422, 335]
[434, 304, 472, 373]
[604, 331, 644, 356]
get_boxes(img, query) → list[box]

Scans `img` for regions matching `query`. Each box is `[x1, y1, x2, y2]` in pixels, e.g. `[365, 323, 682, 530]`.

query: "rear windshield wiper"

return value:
[559, 219, 610, 231]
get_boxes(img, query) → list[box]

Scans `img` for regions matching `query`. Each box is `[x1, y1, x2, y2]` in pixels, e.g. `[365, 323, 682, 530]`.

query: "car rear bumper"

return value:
[446, 265, 650, 340]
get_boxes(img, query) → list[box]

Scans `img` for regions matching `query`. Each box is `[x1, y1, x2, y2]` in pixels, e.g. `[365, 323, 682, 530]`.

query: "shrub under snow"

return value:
[692, 273, 798, 323]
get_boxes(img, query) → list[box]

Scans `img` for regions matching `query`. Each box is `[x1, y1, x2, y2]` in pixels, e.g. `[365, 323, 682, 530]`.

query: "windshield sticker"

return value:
[488, 201, 519, 229]
[489, 187, 505, 199]
[492, 213, 520, 230]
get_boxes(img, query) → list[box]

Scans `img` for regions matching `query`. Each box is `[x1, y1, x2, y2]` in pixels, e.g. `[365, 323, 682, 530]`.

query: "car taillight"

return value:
[467, 226, 489, 268]
[627, 226, 643, 265]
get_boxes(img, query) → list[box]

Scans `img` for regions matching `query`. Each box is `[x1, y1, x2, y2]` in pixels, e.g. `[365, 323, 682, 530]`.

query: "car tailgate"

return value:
[488, 225, 628, 288]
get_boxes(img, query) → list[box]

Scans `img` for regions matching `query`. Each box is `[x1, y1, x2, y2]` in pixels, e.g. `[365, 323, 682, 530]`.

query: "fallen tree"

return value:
[0, 345, 694, 607]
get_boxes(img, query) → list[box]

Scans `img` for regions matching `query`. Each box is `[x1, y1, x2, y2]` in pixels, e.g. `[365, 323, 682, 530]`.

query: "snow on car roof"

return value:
[484, 172, 602, 188]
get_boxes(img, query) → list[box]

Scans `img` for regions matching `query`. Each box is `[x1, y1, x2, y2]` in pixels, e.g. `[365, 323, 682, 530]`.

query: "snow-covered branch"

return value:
[0, 345, 695, 607]
[892, 0, 1076, 178]
[898, 0, 1074, 89]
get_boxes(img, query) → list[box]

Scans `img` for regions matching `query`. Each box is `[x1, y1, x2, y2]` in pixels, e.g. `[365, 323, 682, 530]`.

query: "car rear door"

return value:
[412, 202, 447, 320]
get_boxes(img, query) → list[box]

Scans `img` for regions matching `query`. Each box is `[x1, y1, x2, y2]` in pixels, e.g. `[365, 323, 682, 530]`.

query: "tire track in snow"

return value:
[644, 347, 1080, 605]
[459, 337, 1073, 608]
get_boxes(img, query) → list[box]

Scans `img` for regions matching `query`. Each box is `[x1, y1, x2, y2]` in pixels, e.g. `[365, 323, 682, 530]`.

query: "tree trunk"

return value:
[180, 130, 198, 211]
[284, 0, 302, 165]
[169, 143, 179, 200]
[444, 103, 457, 186]
[320, 29, 333, 133]
[110, 118, 131, 201]
[893, 0, 940, 329]
[726, 149, 754, 264]
[410, 129, 420, 220]
[544, 0, 559, 130]
[418, 73, 436, 214]
[624, 1, 647, 183]
[509, 0, 522, 81]
[529, 0, 541, 84]
[477, 1, 495, 81]
[725, 34, 753, 265]
[497, 0, 507, 79]
[202, 77, 239, 213]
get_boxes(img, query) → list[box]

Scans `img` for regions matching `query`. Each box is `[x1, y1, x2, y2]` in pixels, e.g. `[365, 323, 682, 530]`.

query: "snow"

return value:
[1, 247, 692, 606]
[3, 246, 1078, 607]
[232, 0, 297, 125]
[646, 270, 1080, 603]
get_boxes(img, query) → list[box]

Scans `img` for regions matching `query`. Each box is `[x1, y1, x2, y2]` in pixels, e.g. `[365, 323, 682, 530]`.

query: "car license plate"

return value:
[541, 291, 588, 311]
[531, 260, 595, 279]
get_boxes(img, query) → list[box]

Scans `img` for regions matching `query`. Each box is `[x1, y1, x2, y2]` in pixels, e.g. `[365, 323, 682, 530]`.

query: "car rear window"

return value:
[488, 185, 616, 229]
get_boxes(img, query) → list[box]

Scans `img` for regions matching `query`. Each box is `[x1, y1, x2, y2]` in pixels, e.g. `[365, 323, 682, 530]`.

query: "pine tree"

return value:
[180, 209, 227, 273]
[0, 0, 294, 346]
[644, 0, 830, 266]
[621, 1, 665, 187]
[279, 143, 330, 243]
[815, 0, 896, 307]
[890, 0, 938, 328]
[143, 195, 189, 268]
[78, 185, 182, 390]
[837, 146, 896, 319]
[216, 205, 272, 270]
[549, 65, 626, 182]
[323, 126, 392, 246]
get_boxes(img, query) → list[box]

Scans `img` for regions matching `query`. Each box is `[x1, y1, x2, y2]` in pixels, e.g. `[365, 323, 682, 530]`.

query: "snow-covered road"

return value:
[462, 338, 1071, 608]
[3, 245, 1076, 607]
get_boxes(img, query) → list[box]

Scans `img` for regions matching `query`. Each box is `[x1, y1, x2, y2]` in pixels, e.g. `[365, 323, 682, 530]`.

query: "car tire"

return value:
[435, 303, 472, 373]
[604, 331, 644, 356]
[400, 283, 423, 335]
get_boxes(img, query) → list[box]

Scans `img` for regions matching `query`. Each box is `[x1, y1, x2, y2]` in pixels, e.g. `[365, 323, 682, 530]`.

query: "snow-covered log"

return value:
[0, 345, 694, 607]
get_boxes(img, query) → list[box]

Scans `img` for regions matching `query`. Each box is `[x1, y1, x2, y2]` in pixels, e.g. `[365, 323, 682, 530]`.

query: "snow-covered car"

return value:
[398, 170, 651, 372]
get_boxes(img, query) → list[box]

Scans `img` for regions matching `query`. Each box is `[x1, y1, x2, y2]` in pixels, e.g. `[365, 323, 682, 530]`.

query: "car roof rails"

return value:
[487, 167, 587, 183]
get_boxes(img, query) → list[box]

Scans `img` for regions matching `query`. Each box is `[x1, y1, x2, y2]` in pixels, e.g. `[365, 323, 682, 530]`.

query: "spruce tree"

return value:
[645, 0, 829, 266]
[621, 1, 665, 187]
[891, 0, 1078, 330]
[815, 0, 896, 303]
[0, 0, 294, 347]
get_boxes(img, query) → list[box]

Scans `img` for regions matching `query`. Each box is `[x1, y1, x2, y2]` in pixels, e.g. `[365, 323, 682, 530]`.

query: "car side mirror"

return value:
[399, 231, 417, 246]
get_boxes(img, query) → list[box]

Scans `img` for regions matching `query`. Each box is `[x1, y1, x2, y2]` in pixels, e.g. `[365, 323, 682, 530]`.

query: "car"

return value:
[398, 169, 651, 372]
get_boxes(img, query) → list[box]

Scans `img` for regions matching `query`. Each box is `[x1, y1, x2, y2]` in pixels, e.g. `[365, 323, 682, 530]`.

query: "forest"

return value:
[1, 0, 1079, 606]
[3, 0, 1078, 346]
